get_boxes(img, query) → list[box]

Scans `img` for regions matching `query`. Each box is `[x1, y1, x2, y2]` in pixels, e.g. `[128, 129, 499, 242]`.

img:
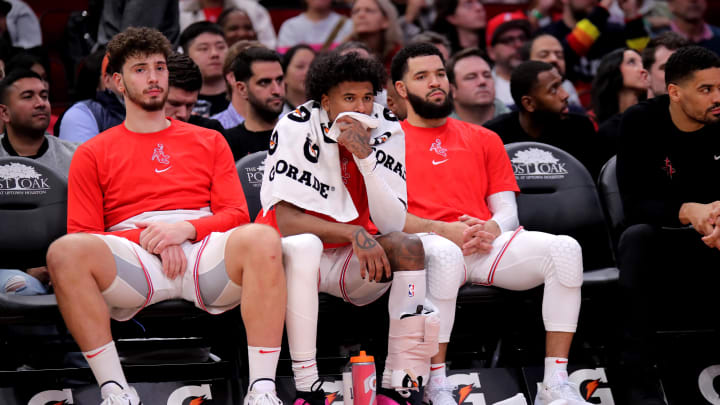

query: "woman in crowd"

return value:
[218, 7, 257, 47]
[431, 0, 487, 54]
[345, 0, 403, 72]
[592, 48, 650, 159]
[282, 44, 316, 114]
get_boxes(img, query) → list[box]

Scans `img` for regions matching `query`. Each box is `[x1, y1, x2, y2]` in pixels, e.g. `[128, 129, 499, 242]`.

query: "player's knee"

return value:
[46, 234, 97, 281]
[548, 235, 583, 288]
[422, 235, 465, 300]
[232, 223, 282, 258]
[380, 232, 425, 271]
[282, 233, 323, 278]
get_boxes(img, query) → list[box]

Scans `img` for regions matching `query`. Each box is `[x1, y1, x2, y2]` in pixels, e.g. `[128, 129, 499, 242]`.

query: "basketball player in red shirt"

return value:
[392, 43, 590, 405]
[46, 27, 286, 405]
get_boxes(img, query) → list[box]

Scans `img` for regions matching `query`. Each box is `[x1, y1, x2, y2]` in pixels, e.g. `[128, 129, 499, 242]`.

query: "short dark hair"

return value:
[107, 27, 172, 75]
[306, 52, 385, 102]
[334, 41, 373, 56]
[0, 69, 43, 104]
[510, 60, 554, 110]
[446, 48, 491, 85]
[218, 7, 250, 29]
[665, 45, 720, 87]
[179, 21, 226, 52]
[282, 44, 315, 73]
[167, 52, 202, 92]
[233, 47, 282, 82]
[391, 42, 444, 84]
[519, 33, 555, 62]
[642, 31, 690, 70]
[409, 31, 452, 54]
[6, 52, 44, 76]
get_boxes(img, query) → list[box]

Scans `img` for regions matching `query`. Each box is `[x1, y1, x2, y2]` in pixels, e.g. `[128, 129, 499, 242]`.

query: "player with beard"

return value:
[223, 47, 284, 161]
[615, 46, 720, 405]
[46, 27, 287, 405]
[394, 43, 591, 405]
[484, 61, 604, 179]
[0, 69, 76, 174]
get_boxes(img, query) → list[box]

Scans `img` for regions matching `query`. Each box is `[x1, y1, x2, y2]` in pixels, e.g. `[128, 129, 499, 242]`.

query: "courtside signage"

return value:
[511, 148, 568, 180]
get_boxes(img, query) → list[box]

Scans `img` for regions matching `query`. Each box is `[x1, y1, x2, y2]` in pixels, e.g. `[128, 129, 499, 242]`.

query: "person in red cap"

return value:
[486, 11, 532, 108]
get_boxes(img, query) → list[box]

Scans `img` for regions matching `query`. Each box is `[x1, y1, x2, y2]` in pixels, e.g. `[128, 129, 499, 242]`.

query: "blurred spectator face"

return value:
[116, 54, 169, 112]
[306, 0, 333, 11]
[165, 87, 199, 122]
[399, 54, 453, 118]
[242, 61, 285, 122]
[352, 0, 388, 35]
[565, 0, 597, 19]
[527, 68, 569, 115]
[489, 28, 528, 71]
[30, 63, 47, 82]
[620, 49, 650, 92]
[530, 35, 566, 76]
[648, 46, 675, 96]
[434, 44, 450, 62]
[386, 77, 406, 120]
[668, 0, 706, 21]
[187, 32, 228, 81]
[0, 77, 51, 137]
[669, 66, 720, 125]
[451, 55, 495, 108]
[285, 48, 315, 101]
[446, 0, 486, 31]
[221, 10, 257, 47]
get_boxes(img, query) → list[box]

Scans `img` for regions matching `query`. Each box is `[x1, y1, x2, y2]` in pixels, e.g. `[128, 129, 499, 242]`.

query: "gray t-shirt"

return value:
[277, 11, 353, 51]
[0, 134, 78, 178]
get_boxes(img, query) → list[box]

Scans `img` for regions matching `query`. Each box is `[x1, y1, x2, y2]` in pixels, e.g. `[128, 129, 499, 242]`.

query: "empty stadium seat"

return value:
[236, 151, 267, 221]
[504, 142, 619, 286]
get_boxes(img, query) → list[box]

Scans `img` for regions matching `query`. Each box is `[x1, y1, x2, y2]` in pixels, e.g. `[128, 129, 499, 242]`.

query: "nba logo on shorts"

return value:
[408, 283, 415, 297]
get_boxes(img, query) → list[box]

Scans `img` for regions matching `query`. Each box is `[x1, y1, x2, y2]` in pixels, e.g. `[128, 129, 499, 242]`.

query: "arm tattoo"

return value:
[354, 228, 378, 250]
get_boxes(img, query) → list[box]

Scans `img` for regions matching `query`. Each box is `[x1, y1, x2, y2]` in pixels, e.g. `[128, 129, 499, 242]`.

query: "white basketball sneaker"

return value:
[423, 375, 457, 405]
[100, 386, 141, 405]
[535, 380, 591, 405]
[244, 379, 283, 405]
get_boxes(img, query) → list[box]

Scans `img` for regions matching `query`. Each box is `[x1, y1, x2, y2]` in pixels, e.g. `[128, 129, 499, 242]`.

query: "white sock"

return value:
[384, 270, 427, 390]
[82, 341, 128, 399]
[430, 363, 447, 379]
[248, 346, 280, 392]
[292, 359, 319, 392]
[543, 357, 569, 386]
[387, 270, 426, 320]
[382, 367, 392, 389]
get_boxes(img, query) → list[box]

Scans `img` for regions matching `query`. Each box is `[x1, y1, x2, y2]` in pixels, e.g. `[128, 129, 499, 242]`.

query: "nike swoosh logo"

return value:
[86, 348, 107, 359]
[714, 155, 720, 160]
[432, 159, 448, 165]
[301, 362, 317, 369]
[555, 359, 568, 364]
[430, 365, 445, 370]
[259, 349, 280, 354]
[155, 166, 171, 173]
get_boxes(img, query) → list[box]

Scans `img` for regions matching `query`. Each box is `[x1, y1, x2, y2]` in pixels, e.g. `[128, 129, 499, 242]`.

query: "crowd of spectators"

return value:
[2, 0, 720, 404]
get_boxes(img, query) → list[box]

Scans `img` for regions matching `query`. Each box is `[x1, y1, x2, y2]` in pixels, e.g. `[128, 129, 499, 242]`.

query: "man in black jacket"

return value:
[485, 61, 603, 179]
[616, 46, 720, 405]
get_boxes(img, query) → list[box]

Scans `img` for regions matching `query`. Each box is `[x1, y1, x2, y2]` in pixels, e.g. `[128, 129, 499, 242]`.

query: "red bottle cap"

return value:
[351, 350, 374, 363]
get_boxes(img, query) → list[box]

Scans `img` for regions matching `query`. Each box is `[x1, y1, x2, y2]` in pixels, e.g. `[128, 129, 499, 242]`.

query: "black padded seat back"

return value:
[236, 151, 267, 221]
[598, 155, 625, 247]
[505, 142, 615, 270]
[0, 157, 67, 269]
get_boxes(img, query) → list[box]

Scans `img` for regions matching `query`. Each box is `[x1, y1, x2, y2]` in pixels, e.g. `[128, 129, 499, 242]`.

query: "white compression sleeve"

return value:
[356, 154, 407, 234]
[486, 191, 519, 233]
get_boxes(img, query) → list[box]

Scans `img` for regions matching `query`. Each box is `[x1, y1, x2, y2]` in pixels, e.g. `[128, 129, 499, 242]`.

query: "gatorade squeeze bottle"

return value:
[350, 351, 377, 405]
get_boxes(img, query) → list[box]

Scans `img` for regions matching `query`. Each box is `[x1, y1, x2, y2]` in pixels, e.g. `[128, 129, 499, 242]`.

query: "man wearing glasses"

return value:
[486, 12, 531, 108]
